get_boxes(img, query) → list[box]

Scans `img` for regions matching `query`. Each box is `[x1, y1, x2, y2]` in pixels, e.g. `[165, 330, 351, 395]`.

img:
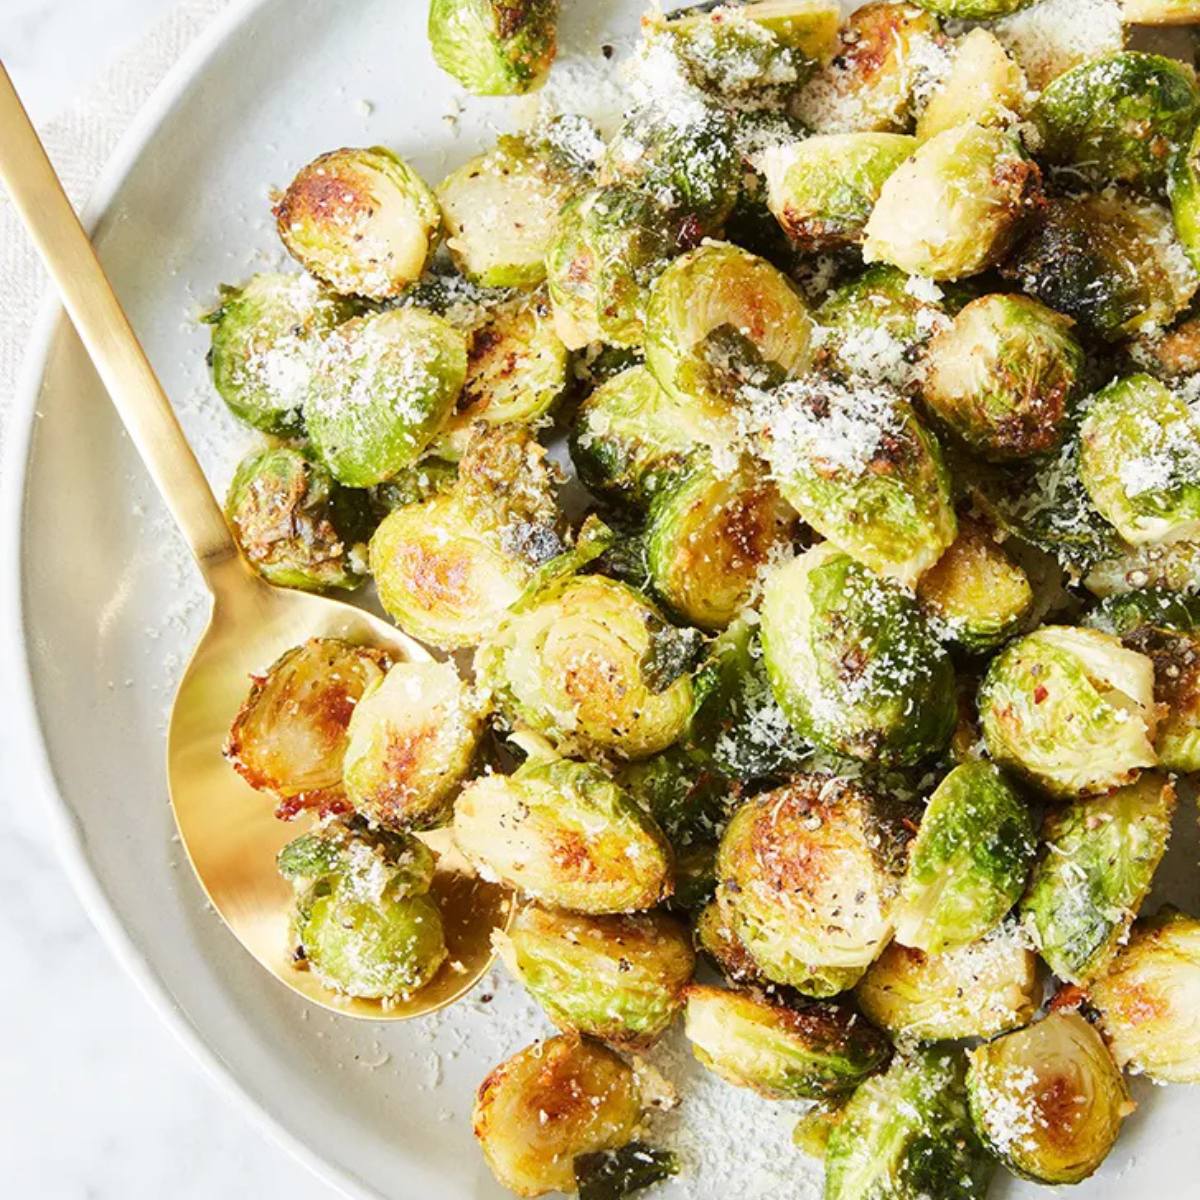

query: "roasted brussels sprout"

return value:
[760, 544, 956, 766]
[911, 0, 1034, 12]
[921, 294, 1083, 462]
[570, 365, 739, 506]
[341, 659, 484, 830]
[453, 757, 672, 913]
[274, 147, 440, 300]
[428, 0, 558, 96]
[795, 3, 946, 135]
[752, 379, 955, 586]
[476, 574, 696, 761]
[716, 775, 910, 995]
[437, 126, 596, 288]
[280, 819, 446, 999]
[225, 638, 390, 817]
[305, 307, 467, 487]
[915, 28, 1027, 142]
[496, 905, 694, 1049]
[761, 133, 916, 252]
[225, 446, 370, 592]
[1004, 190, 1199, 341]
[644, 1, 840, 98]
[863, 123, 1042, 281]
[646, 462, 797, 631]
[1032, 53, 1198, 193]
[825, 1048, 995, 1200]
[1171, 104, 1200, 268]
[856, 923, 1040, 1042]
[683, 984, 891, 1101]
[967, 1013, 1132, 1185]
[979, 625, 1159, 797]
[204, 272, 353, 435]
[893, 763, 1034, 955]
[473, 1034, 642, 1198]
[1079, 374, 1200, 546]
[1088, 589, 1200, 771]
[694, 898, 767, 985]
[916, 519, 1033, 651]
[1085, 537, 1200, 597]
[813, 264, 950, 391]
[1091, 907, 1200, 1083]
[1124, 0, 1200, 20]
[545, 185, 677, 350]
[644, 242, 813, 411]
[1021, 773, 1175, 984]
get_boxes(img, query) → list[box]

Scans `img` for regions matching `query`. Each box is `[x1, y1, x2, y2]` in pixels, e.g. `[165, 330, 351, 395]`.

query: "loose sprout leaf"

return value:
[641, 617, 706, 695]
[574, 1142, 680, 1200]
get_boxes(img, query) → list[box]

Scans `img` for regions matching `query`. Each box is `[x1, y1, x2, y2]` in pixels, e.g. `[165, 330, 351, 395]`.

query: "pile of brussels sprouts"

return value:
[210, 0, 1200, 1196]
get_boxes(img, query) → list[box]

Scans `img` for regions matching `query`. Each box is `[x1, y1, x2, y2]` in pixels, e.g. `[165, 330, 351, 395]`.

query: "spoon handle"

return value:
[0, 62, 237, 582]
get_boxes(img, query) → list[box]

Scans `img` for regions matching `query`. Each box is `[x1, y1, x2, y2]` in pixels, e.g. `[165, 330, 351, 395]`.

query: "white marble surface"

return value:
[0, 3, 337, 1196]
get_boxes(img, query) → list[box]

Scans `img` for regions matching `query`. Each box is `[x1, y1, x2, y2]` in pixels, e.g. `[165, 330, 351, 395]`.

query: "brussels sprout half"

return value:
[644, 242, 813, 411]
[225, 638, 391, 818]
[225, 446, 370, 593]
[1125, 0, 1200, 20]
[967, 1013, 1132, 1185]
[761, 133, 916, 252]
[894, 763, 1035, 955]
[204, 272, 355, 435]
[1085, 537, 1200, 597]
[921, 294, 1083, 462]
[473, 1034, 642, 1198]
[1033, 53, 1199, 193]
[855, 923, 1040, 1043]
[1091, 907, 1200, 1083]
[275, 147, 440, 300]
[753, 379, 956, 586]
[825, 1047, 995, 1200]
[496, 905, 694, 1049]
[1004, 190, 1199, 342]
[916, 519, 1033, 652]
[475, 574, 696, 761]
[864, 123, 1041, 281]
[452, 757, 672, 913]
[428, 0, 558, 96]
[570, 365, 740, 507]
[716, 775, 911, 995]
[1080, 374, 1200, 546]
[979, 625, 1159, 798]
[683, 984, 891, 1102]
[305, 307, 467, 487]
[916, 28, 1028, 142]
[1171, 93, 1200, 269]
[911, 0, 1034, 12]
[646, 462, 797, 632]
[1021, 773, 1175, 984]
[760, 544, 956, 766]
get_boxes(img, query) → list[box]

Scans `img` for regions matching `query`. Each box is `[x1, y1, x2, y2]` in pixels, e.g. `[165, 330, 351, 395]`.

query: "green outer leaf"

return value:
[574, 1142, 679, 1200]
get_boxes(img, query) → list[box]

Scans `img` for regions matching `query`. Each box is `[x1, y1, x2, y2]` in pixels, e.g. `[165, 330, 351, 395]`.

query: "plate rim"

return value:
[0, 3, 377, 1196]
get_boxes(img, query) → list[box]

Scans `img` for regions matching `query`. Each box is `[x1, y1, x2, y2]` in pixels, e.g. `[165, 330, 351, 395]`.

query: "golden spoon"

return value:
[0, 63, 511, 1019]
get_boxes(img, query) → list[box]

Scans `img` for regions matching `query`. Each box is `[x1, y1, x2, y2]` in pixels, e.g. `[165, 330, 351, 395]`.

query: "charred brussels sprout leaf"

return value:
[428, 0, 558, 96]
[855, 923, 1040, 1042]
[967, 1013, 1132, 1185]
[979, 625, 1159, 797]
[274, 147, 440, 300]
[1032, 52, 1198, 193]
[1091, 907, 1200, 1084]
[825, 1047, 995, 1200]
[684, 983, 891, 1101]
[496, 905, 694, 1048]
[762, 133, 916, 252]
[1079, 374, 1200, 546]
[863, 124, 1042, 281]
[225, 446, 370, 592]
[574, 1142, 679, 1200]
[204, 272, 354, 435]
[225, 638, 390, 817]
[760, 544, 956, 767]
[305, 307, 467, 487]
[473, 1034, 642, 1197]
[1021, 773, 1175, 984]
[453, 757, 672, 913]
[921, 294, 1083, 462]
[716, 775, 910, 994]
[916, 28, 1028, 142]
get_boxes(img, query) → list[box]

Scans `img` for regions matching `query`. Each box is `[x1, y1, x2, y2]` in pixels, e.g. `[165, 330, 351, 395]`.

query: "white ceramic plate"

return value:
[6, 2, 1200, 1197]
